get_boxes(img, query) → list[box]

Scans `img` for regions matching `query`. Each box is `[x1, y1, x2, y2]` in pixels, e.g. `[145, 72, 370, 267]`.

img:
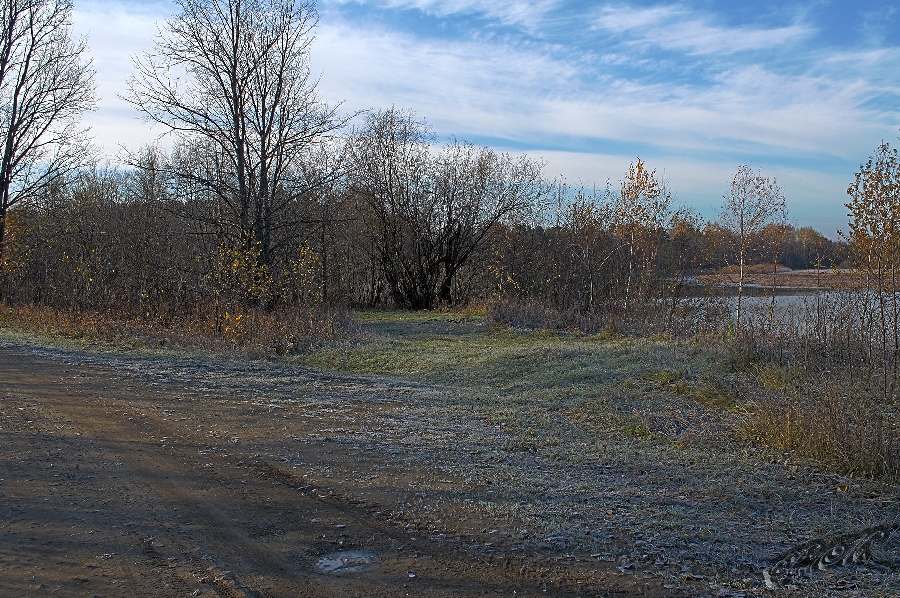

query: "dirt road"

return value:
[0, 343, 687, 597]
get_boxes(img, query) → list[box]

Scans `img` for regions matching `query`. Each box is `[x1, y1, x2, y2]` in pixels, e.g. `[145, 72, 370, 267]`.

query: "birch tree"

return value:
[719, 164, 786, 330]
[844, 141, 900, 398]
[615, 159, 672, 312]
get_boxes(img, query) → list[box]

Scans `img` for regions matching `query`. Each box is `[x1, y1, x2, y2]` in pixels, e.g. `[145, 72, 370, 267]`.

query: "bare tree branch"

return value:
[123, 0, 347, 269]
[0, 0, 96, 263]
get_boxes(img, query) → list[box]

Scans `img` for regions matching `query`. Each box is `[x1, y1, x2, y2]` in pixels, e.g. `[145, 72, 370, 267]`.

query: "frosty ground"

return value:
[1, 312, 897, 597]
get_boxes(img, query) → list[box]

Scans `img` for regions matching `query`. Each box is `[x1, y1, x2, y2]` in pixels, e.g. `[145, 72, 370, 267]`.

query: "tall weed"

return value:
[0, 302, 353, 356]
[740, 383, 900, 480]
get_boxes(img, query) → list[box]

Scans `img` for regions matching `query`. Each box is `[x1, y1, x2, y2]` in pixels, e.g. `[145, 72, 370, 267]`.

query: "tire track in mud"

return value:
[0, 343, 693, 597]
[0, 349, 361, 596]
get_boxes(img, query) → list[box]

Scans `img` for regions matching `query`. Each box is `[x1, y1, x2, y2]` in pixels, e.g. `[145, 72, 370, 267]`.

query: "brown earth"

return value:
[0, 343, 698, 598]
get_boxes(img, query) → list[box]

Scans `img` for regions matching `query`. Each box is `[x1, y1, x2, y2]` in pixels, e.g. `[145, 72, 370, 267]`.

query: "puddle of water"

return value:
[315, 550, 380, 574]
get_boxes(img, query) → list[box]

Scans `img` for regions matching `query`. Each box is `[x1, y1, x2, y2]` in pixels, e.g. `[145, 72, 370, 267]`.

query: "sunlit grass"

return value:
[285, 310, 747, 459]
[5, 303, 896, 481]
[299, 310, 729, 397]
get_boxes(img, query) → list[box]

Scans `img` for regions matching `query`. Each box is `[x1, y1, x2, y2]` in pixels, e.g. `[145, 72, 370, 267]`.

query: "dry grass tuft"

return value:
[0, 302, 353, 357]
[739, 383, 900, 481]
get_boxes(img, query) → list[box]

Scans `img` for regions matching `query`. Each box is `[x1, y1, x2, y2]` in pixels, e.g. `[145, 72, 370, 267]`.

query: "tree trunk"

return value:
[438, 268, 454, 305]
[0, 204, 7, 264]
[736, 248, 744, 333]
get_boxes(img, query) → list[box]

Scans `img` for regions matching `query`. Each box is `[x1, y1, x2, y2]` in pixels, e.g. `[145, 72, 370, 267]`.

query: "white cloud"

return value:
[324, 0, 561, 31]
[593, 5, 809, 55]
[73, 0, 170, 157]
[592, 5, 677, 31]
[315, 15, 885, 161]
[312, 19, 577, 133]
[66, 0, 898, 233]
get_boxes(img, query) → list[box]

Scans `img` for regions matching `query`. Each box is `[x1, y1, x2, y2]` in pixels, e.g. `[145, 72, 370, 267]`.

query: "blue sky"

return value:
[73, 0, 900, 236]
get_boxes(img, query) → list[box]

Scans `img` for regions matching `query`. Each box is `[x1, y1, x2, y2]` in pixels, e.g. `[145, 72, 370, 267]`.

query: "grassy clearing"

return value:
[301, 309, 719, 387]
[4, 304, 900, 594]
[289, 310, 748, 461]
[290, 309, 900, 485]
[4, 303, 899, 484]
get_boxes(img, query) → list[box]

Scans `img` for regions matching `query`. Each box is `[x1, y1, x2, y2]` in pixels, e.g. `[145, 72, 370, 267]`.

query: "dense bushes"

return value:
[0, 156, 844, 321]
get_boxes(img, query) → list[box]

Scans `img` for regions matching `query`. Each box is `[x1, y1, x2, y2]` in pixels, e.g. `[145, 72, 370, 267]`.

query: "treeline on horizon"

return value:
[0, 0, 894, 350]
[0, 132, 843, 320]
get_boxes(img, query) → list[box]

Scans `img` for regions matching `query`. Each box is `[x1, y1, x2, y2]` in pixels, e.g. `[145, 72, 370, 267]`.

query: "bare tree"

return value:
[432, 139, 545, 304]
[347, 109, 443, 308]
[125, 0, 343, 269]
[0, 0, 96, 265]
[348, 109, 545, 308]
[719, 164, 786, 330]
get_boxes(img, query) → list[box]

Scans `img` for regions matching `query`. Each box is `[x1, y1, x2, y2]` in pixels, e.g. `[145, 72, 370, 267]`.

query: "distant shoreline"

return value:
[692, 267, 859, 291]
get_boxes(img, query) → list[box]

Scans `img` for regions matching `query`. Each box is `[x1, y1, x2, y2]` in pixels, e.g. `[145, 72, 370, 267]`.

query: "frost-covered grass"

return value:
[3, 304, 900, 595]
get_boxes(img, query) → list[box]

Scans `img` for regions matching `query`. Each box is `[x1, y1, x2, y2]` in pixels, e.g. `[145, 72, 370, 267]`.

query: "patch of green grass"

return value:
[292, 311, 746, 453]
[618, 414, 661, 440]
[686, 376, 742, 409]
[297, 330, 638, 392]
[351, 309, 444, 325]
[646, 368, 681, 386]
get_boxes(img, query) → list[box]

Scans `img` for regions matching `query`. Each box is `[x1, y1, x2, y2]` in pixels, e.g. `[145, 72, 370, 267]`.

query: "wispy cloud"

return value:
[67, 0, 900, 233]
[73, 0, 170, 153]
[316, 15, 883, 159]
[312, 19, 578, 134]
[593, 5, 810, 55]
[327, 0, 562, 30]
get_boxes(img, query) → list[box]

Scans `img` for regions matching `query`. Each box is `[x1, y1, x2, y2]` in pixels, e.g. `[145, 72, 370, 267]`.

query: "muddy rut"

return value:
[0, 344, 690, 597]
